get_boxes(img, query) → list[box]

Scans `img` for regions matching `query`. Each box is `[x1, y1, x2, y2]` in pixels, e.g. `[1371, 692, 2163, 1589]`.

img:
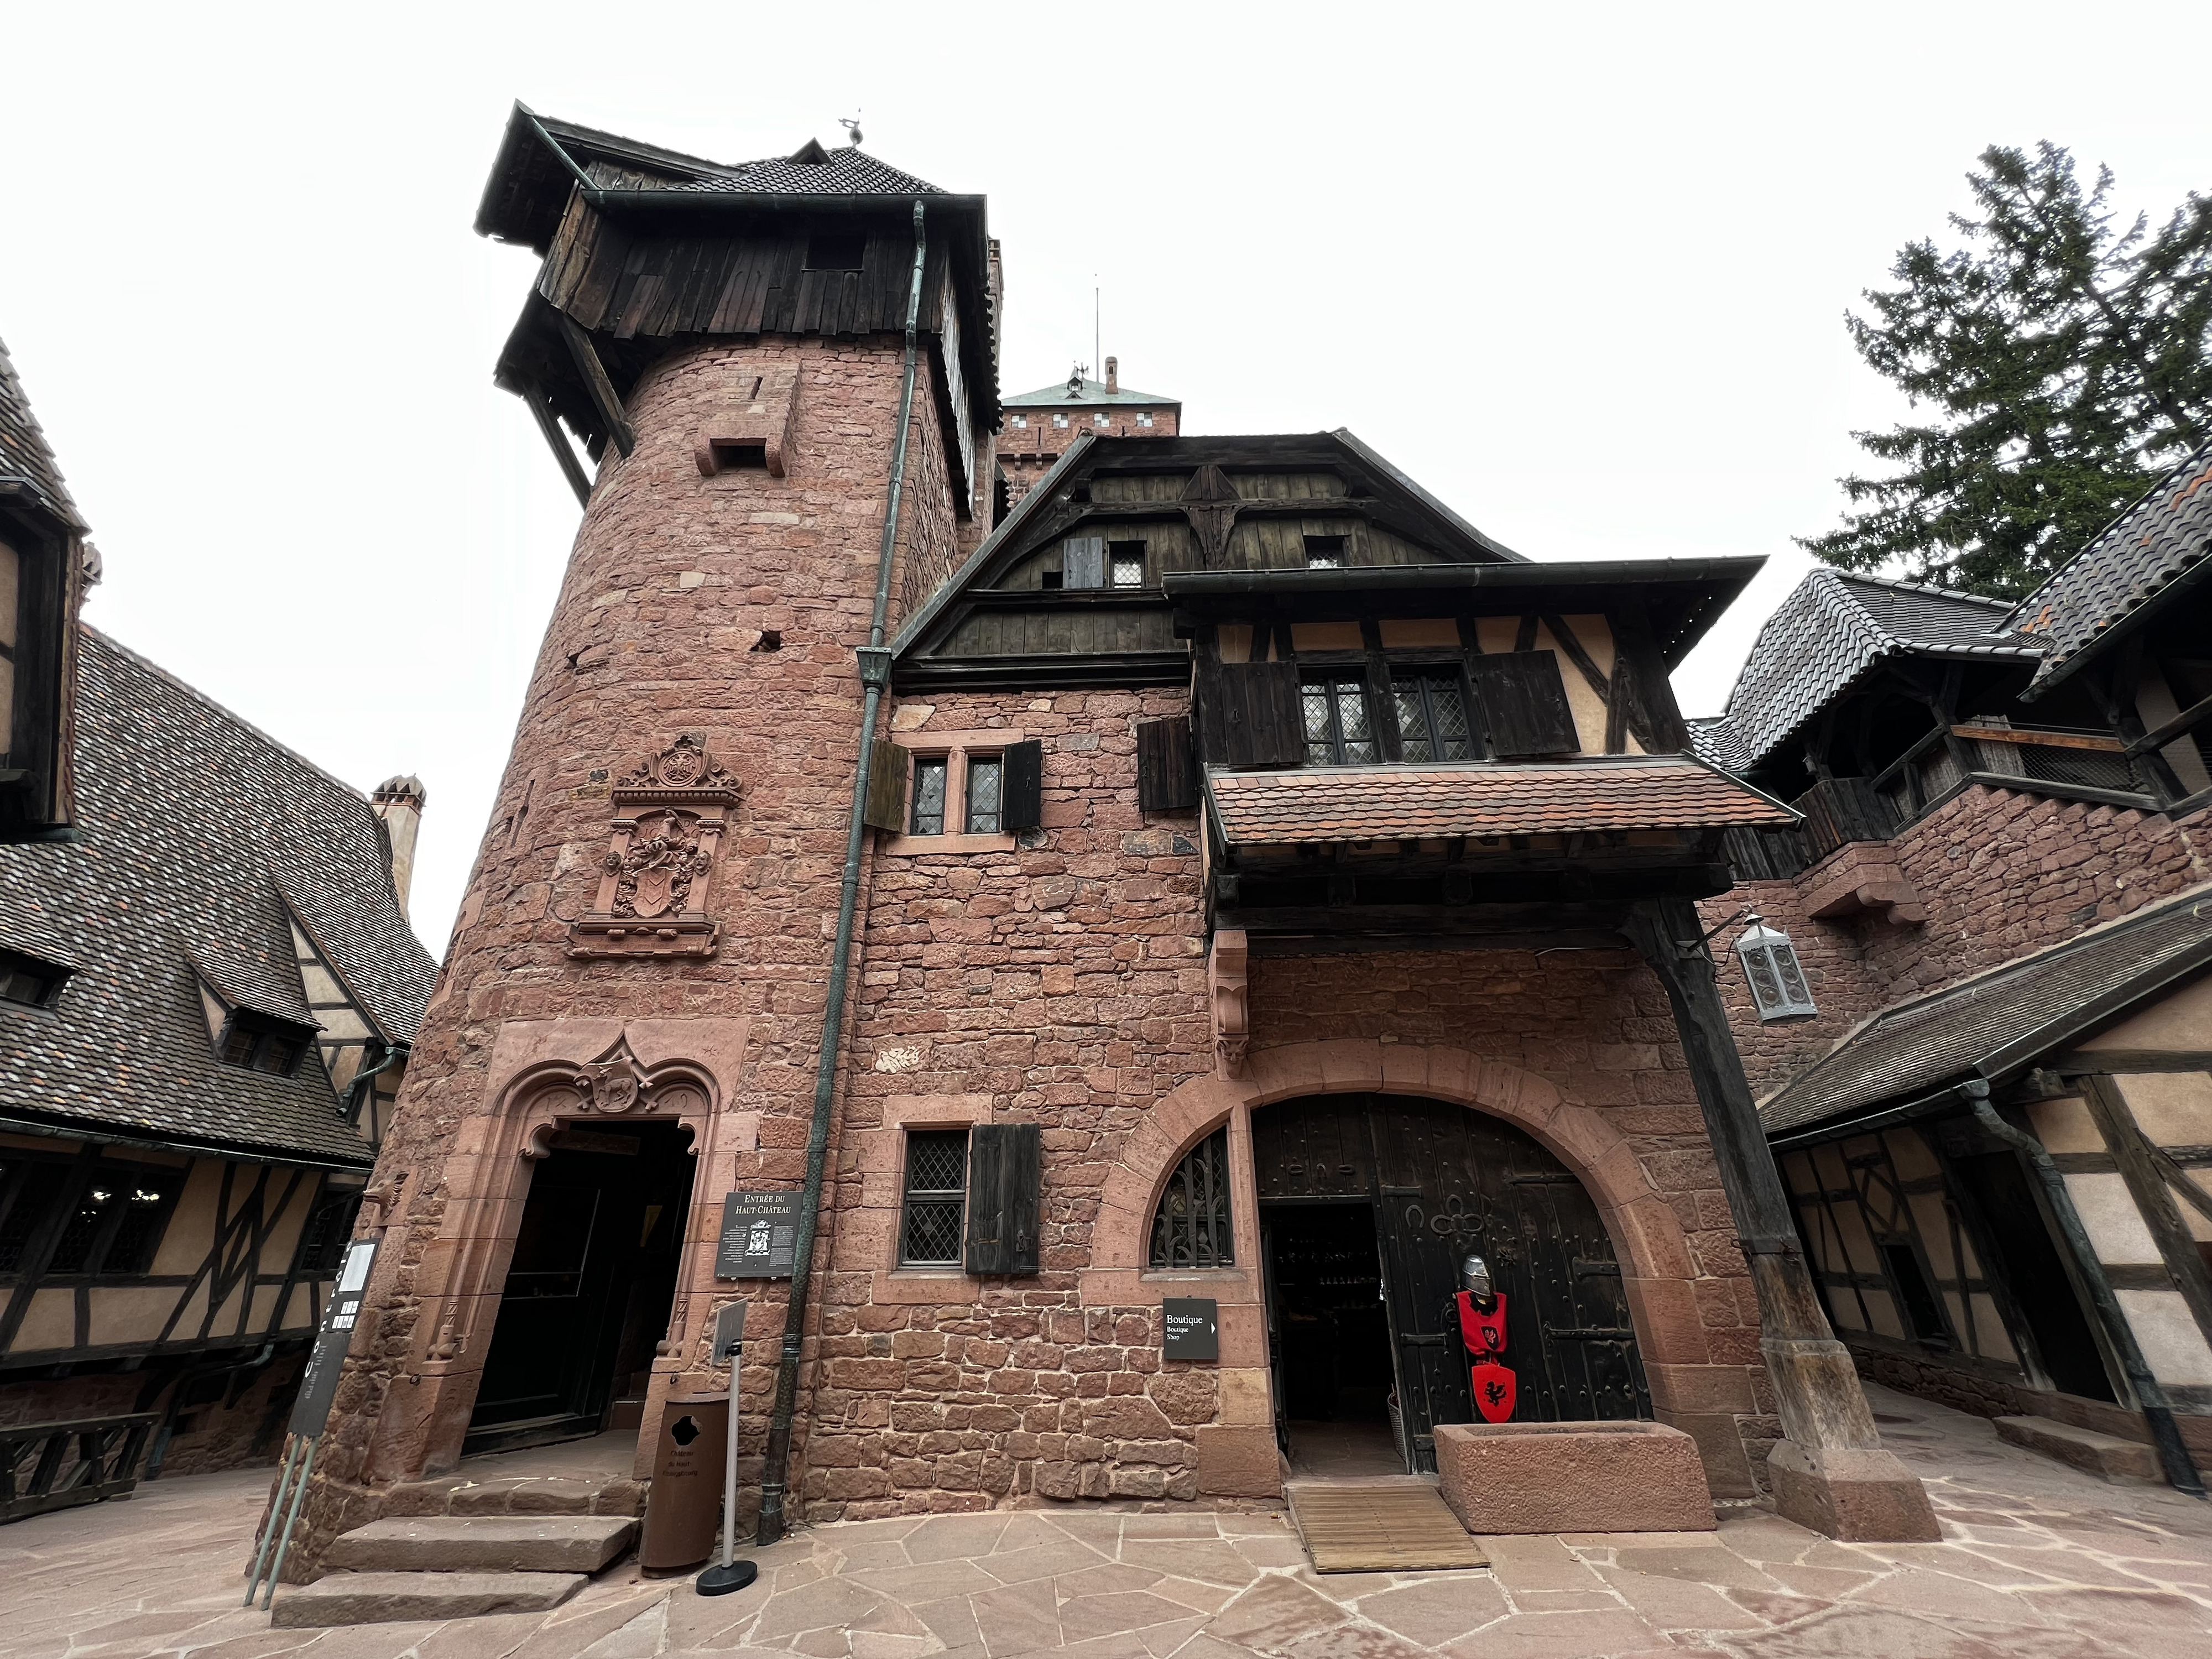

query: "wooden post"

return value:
[1626, 896, 1939, 1541]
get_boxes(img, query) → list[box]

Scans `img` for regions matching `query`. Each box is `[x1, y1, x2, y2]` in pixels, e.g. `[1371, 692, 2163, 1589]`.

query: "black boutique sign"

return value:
[1162, 1297, 1219, 1362]
[716, 1191, 801, 1279]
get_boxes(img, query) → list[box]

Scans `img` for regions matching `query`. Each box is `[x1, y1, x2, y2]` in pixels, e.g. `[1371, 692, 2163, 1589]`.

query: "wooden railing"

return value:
[1792, 776, 1898, 863]
[0, 1413, 157, 1524]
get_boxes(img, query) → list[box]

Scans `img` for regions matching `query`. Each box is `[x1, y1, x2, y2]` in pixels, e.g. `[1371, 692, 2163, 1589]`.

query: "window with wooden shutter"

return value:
[863, 739, 910, 831]
[1002, 739, 1044, 831]
[1198, 660, 1305, 768]
[1062, 536, 1105, 589]
[1136, 717, 1198, 811]
[964, 1123, 1041, 1276]
[1467, 651, 1579, 757]
[901, 1129, 969, 1265]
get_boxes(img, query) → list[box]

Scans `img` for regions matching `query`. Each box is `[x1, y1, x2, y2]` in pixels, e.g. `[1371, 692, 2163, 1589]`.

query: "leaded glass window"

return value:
[1302, 676, 1378, 765]
[910, 757, 948, 836]
[900, 1129, 969, 1265]
[1394, 672, 1474, 762]
[1150, 1128, 1234, 1268]
[965, 757, 1004, 834]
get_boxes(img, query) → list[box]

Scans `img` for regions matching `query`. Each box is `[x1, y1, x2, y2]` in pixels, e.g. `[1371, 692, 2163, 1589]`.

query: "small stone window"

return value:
[1052, 414, 1070, 429]
[1011, 414, 1028, 429]
[1136, 412, 1154, 429]
[910, 756, 950, 836]
[1735, 921, 1817, 1020]
[1094, 413, 1110, 428]
[964, 755, 1004, 834]
[0, 946, 69, 1010]
[217, 1012, 314, 1076]
[901, 1128, 970, 1265]
[1150, 1129, 1233, 1269]
[1303, 534, 1347, 568]
[1110, 541, 1146, 588]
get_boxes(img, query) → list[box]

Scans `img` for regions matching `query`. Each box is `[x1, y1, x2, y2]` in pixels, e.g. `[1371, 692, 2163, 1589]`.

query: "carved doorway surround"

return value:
[370, 1017, 754, 1483]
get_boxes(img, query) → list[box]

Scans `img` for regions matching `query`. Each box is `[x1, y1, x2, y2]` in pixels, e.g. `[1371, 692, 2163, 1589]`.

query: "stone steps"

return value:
[272, 1569, 586, 1628]
[276, 1514, 639, 1627]
[1993, 1415, 2161, 1482]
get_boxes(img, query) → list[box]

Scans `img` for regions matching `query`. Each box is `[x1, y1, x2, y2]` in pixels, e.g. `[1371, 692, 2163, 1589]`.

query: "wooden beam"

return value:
[525, 387, 592, 508]
[2080, 1074, 2212, 1355]
[559, 314, 637, 458]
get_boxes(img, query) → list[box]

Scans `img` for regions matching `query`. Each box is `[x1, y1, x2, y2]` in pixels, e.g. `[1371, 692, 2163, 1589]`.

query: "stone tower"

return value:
[290, 111, 998, 1560]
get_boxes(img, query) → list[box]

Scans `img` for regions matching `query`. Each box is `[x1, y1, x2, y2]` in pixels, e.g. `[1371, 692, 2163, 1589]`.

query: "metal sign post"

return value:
[244, 1234, 380, 1609]
[696, 1299, 758, 1596]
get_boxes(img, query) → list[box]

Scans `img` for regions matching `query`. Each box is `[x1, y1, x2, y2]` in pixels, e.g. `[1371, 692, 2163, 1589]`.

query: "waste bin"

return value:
[638, 1390, 728, 1572]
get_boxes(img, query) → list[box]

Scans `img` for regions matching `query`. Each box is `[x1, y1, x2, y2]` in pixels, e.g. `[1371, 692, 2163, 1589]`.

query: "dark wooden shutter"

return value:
[1198, 661, 1305, 767]
[965, 1123, 1042, 1276]
[1002, 739, 1044, 831]
[1136, 717, 1199, 811]
[1468, 651, 1580, 757]
[1062, 536, 1105, 589]
[863, 740, 909, 831]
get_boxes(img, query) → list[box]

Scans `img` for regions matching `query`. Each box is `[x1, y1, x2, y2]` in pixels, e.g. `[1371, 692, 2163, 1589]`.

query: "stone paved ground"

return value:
[6, 1386, 2211, 1659]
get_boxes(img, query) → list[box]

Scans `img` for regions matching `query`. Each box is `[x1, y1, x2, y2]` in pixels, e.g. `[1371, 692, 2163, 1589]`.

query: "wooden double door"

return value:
[1254, 1093, 1650, 1472]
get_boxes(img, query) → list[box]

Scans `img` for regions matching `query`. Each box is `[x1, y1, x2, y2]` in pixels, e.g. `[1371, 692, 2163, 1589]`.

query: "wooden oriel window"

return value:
[1150, 1128, 1233, 1269]
[1302, 675, 1380, 765]
[1392, 671, 1474, 762]
[901, 1128, 969, 1265]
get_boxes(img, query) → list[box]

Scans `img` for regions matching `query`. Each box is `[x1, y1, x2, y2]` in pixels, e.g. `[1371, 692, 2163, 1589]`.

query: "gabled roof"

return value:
[2008, 441, 2212, 697]
[1206, 756, 1796, 847]
[0, 630, 437, 1165]
[0, 335, 86, 535]
[1694, 570, 2041, 774]
[1760, 883, 2212, 1136]
[1005, 375, 1178, 409]
[476, 106, 954, 253]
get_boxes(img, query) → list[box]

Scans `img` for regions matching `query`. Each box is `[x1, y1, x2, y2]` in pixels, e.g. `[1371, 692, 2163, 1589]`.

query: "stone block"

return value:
[324, 1517, 637, 1574]
[1992, 1415, 2159, 1483]
[1435, 1420, 1716, 1534]
[1765, 1441, 1942, 1542]
[1196, 1425, 1281, 1497]
[272, 1570, 585, 1627]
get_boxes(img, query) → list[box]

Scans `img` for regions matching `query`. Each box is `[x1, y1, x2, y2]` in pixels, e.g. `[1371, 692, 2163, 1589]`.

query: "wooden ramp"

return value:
[1286, 1480, 1490, 1573]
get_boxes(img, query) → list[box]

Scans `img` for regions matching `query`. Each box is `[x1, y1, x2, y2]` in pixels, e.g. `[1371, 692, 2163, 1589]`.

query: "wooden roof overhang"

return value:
[477, 105, 997, 473]
[1165, 556, 1764, 669]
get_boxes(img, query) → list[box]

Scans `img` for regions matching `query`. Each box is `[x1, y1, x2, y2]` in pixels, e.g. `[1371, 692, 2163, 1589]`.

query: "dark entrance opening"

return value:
[1254, 1093, 1651, 1472]
[465, 1120, 697, 1455]
[1262, 1203, 1401, 1477]
[1950, 1151, 2116, 1403]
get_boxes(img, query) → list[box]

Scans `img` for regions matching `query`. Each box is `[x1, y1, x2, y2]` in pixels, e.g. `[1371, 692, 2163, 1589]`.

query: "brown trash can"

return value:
[638, 1390, 728, 1572]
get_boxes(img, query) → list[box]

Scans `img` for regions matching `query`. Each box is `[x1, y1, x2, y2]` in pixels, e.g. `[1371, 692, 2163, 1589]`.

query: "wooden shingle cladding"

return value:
[0, 338, 89, 836]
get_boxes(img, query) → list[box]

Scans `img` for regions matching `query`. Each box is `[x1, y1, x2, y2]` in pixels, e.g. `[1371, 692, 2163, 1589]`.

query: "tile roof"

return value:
[1694, 570, 2040, 773]
[0, 629, 438, 1164]
[1004, 375, 1178, 409]
[1760, 883, 2212, 1136]
[585, 139, 945, 199]
[1206, 757, 1796, 847]
[0, 335, 86, 533]
[2007, 441, 2212, 695]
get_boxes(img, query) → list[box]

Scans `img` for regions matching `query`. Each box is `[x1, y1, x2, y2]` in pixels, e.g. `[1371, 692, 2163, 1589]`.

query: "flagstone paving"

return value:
[5, 1385, 2211, 1659]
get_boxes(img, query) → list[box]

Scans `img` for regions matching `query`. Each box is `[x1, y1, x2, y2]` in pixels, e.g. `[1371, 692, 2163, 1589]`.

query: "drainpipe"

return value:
[1967, 1082, 2205, 1496]
[755, 198, 928, 1546]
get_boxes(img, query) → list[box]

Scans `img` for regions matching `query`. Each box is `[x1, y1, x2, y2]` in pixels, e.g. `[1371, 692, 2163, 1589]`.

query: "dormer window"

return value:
[217, 1011, 314, 1076]
[1304, 535, 1346, 568]
[805, 228, 868, 271]
[0, 946, 70, 1010]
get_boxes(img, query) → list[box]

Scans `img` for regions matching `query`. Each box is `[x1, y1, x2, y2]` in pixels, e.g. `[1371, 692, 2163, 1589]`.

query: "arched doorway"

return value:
[1253, 1093, 1650, 1474]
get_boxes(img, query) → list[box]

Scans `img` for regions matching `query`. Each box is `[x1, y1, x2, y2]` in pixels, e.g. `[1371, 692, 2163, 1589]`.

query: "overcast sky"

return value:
[6, 3, 2206, 954]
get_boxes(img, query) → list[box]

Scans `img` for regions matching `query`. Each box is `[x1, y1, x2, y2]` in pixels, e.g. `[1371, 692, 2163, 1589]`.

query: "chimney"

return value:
[1105, 356, 1118, 395]
[370, 775, 427, 918]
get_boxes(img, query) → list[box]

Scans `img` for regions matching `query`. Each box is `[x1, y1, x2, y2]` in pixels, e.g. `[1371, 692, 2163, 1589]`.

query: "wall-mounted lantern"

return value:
[1735, 918, 1817, 1020]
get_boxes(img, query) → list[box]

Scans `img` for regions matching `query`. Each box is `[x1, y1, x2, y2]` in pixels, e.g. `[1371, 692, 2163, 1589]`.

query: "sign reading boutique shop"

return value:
[715, 1191, 802, 1279]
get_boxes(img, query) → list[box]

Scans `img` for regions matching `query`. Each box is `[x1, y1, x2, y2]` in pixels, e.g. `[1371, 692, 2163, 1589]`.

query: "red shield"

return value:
[1471, 1362, 1517, 1423]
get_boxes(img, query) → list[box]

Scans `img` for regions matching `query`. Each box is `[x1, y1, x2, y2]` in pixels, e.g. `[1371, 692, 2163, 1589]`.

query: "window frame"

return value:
[1300, 671, 1382, 766]
[1391, 666, 1477, 763]
[215, 1010, 314, 1077]
[880, 730, 1028, 854]
[899, 1126, 971, 1267]
[1302, 534, 1347, 569]
[1, 1155, 186, 1281]
[1108, 540, 1147, 589]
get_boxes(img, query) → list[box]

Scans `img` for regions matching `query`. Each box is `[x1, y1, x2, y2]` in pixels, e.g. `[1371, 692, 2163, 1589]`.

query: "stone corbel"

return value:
[1210, 928, 1250, 1078]
[694, 366, 798, 477]
[1801, 843, 1926, 926]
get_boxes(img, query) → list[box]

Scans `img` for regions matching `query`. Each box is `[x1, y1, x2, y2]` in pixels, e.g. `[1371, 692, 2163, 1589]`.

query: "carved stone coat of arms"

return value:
[568, 734, 740, 960]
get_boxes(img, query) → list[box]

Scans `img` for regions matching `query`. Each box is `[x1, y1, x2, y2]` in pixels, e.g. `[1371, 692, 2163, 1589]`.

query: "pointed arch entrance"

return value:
[1252, 1092, 1651, 1474]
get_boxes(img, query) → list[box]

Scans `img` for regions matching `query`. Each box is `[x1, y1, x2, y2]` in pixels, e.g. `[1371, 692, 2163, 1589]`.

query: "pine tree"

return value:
[1802, 144, 2212, 598]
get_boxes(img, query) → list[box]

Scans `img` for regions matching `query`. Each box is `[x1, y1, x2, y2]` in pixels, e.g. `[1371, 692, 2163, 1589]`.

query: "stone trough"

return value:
[1434, 1419, 1716, 1535]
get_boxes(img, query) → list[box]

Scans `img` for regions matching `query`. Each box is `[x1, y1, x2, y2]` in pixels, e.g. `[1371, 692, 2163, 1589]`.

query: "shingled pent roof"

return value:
[2008, 441, 2212, 696]
[1761, 883, 2212, 1136]
[1693, 570, 2040, 774]
[1207, 756, 1796, 848]
[0, 630, 437, 1164]
[0, 335, 86, 534]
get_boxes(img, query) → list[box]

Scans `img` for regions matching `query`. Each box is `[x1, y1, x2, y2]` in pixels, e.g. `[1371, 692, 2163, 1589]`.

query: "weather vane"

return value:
[839, 114, 863, 147]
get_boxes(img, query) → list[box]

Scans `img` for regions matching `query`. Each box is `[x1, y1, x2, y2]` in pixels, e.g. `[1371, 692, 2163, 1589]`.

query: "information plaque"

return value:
[715, 1191, 802, 1279]
[1162, 1297, 1220, 1363]
[288, 1236, 380, 1438]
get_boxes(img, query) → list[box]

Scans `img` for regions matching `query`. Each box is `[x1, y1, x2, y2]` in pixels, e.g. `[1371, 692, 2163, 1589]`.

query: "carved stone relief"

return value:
[1210, 927, 1250, 1078]
[568, 734, 740, 959]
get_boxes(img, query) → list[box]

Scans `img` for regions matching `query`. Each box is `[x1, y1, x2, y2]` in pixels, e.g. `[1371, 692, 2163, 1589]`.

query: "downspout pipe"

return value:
[756, 198, 928, 1546]
[1966, 1081, 2205, 1496]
